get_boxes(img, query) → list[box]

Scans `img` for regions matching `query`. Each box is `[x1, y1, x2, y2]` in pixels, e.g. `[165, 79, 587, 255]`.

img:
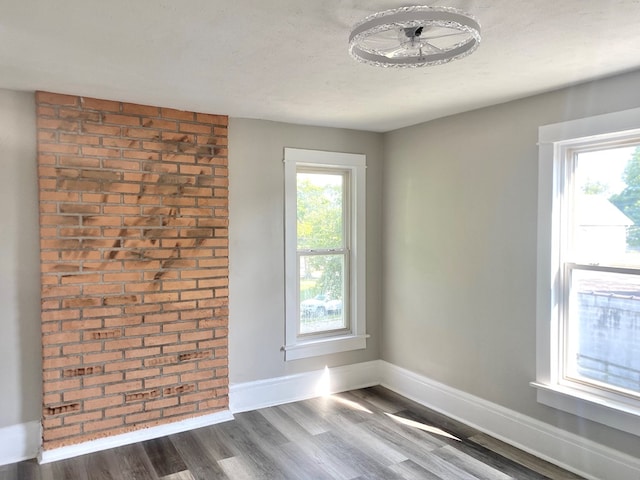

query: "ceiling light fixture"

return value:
[348, 6, 481, 68]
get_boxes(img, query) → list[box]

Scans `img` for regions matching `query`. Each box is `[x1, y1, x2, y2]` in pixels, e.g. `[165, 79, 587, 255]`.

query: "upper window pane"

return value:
[297, 171, 345, 250]
[571, 145, 640, 266]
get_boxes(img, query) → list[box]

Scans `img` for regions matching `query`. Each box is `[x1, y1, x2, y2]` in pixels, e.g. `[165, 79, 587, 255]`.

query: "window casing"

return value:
[534, 107, 640, 436]
[283, 148, 366, 361]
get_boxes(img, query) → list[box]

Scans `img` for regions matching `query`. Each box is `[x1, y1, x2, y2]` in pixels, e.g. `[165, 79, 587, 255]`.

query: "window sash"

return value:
[297, 250, 350, 337]
[559, 141, 640, 399]
[296, 167, 349, 251]
[561, 263, 640, 401]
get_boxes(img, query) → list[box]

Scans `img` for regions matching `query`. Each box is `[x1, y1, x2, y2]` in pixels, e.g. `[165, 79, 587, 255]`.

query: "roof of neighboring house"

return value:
[577, 195, 634, 227]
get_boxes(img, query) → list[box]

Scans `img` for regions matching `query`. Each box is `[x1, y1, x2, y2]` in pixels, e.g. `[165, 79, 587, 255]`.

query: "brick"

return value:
[103, 114, 141, 126]
[180, 330, 213, 342]
[37, 92, 78, 106]
[139, 312, 180, 323]
[63, 386, 103, 402]
[145, 397, 179, 411]
[59, 134, 101, 145]
[37, 107, 57, 118]
[43, 356, 81, 369]
[63, 411, 103, 425]
[38, 118, 79, 132]
[122, 127, 161, 139]
[180, 290, 213, 301]
[105, 403, 143, 417]
[142, 292, 179, 304]
[59, 156, 102, 168]
[144, 334, 178, 347]
[81, 123, 122, 136]
[125, 368, 160, 380]
[83, 351, 123, 364]
[104, 337, 143, 350]
[160, 108, 195, 121]
[104, 380, 142, 395]
[83, 373, 124, 387]
[43, 378, 82, 393]
[83, 417, 124, 433]
[122, 103, 160, 116]
[162, 343, 198, 356]
[43, 424, 81, 441]
[103, 359, 142, 372]
[162, 321, 198, 333]
[141, 118, 176, 130]
[179, 310, 211, 322]
[81, 97, 121, 112]
[103, 137, 140, 149]
[144, 374, 180, 389]
[125, 346, 161, 358]
[178, 123, 212, 135]
[125, 410, 162, 425]
[164, 404, 197, 417]
[38, 143, 79, 154]
[60, 273, 102, 285]
[42, 331, 81, 345]
[103, 272, 142, 283]
[84, 284, 122, 295]
[59, 203, 100, 214]
[84, 395, 123, 411]
[180, 370, 213, 382]
[81, 146, 121, 158]
[62, 342, 102, 355]
[58, 108, 101, 122]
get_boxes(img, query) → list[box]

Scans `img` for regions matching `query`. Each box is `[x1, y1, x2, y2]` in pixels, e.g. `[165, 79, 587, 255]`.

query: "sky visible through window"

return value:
[576, 146, 635, 196]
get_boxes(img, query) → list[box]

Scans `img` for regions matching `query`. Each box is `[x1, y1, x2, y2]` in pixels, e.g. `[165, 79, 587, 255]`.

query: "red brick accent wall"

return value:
[35, 92, 229, 450]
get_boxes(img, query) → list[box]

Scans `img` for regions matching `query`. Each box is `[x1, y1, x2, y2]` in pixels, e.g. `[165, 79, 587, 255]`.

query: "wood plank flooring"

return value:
[0, 386, 584, 479]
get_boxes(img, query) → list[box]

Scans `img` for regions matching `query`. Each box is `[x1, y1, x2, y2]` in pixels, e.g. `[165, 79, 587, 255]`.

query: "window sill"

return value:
[283, 334, 368, 361]
[530, 381, 640, 437]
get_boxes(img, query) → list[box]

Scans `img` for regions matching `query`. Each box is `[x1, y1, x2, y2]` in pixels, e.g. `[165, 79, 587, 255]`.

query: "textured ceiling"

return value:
[1, 0, 640, 132]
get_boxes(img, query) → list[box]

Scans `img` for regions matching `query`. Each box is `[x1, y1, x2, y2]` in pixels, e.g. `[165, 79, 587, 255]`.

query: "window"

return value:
[283, 148, 366, 360]
[534, 107, 640, 436]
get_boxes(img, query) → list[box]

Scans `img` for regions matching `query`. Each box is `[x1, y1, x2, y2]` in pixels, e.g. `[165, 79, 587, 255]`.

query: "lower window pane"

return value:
[299, 254, 346, 335]
[567, 268, 640, 395]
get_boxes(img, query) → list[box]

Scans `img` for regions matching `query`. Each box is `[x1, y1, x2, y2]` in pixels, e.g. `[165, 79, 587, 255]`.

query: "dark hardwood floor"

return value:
[1, 386, 584, 479]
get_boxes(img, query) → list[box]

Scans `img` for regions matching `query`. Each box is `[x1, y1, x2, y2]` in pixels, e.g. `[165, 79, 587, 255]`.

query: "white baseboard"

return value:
[379, 361, 640, 480]
[8, 360, 640, 479]
[38, 410, 233, 464]
[229, 360, 381, 413]
[0, 421, 40, 466]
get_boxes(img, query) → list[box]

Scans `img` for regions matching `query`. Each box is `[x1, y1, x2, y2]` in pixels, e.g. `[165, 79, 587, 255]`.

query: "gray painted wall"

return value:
[2, 69, 639, 460]
[0, 89, 41, 428]
[382, 69, 640, 457]
[228, 119, 383, 384]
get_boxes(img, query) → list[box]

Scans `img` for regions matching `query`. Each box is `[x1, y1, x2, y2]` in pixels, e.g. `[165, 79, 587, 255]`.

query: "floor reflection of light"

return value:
[329, 395, 373, 414]
[384, 413, 461, 441]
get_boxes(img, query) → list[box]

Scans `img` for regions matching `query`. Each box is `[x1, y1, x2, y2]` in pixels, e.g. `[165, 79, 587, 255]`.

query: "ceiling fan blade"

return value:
[420, 31, 468, 41]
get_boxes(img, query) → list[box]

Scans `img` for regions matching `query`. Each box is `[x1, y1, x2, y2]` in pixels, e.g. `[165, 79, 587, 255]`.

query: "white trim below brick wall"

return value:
[38, 410, 233, 464]
[229, 360, 381, 413]
[0, 421, 41, 466]
[379, 361, 640, 480]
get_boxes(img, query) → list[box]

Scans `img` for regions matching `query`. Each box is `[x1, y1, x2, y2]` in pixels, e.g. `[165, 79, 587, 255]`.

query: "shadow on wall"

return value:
[0, 90, 42, 427]
[16, 93, 42, 424]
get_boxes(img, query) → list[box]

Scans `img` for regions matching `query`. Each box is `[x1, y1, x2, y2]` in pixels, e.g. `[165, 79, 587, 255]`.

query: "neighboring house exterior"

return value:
[575, 194, 633, 261]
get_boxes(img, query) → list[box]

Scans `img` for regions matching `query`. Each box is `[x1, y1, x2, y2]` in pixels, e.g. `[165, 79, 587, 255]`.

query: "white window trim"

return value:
[283, 148, 367, 361]
[533, 106, 640, 436]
